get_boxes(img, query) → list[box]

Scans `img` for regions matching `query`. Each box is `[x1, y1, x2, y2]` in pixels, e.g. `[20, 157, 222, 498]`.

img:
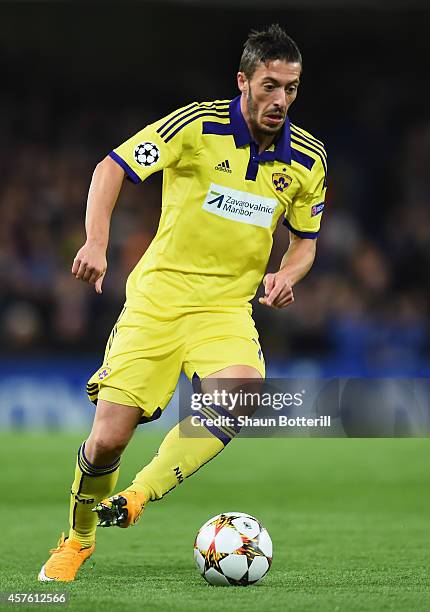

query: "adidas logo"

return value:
[215, 159, 232, 173]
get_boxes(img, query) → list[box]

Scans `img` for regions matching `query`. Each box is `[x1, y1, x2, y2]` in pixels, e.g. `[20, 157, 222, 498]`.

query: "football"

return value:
[193, 512, 273, 586]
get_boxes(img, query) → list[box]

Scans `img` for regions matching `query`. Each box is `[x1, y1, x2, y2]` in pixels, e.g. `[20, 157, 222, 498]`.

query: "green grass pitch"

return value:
[1, 431, 429, 611]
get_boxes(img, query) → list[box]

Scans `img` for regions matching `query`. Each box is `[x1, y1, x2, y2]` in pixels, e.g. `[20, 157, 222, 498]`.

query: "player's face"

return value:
[238, 60, 301, 138]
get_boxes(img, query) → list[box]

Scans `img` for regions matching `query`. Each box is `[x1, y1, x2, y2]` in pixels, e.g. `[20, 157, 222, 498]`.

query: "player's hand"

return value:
[258, 271, 294, 308]
[72, 241, 107, 294]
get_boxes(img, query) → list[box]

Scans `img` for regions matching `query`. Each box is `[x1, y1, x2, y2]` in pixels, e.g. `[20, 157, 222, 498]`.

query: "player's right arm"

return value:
[72, 155, 125, 293]
[73, 101, 205, 292]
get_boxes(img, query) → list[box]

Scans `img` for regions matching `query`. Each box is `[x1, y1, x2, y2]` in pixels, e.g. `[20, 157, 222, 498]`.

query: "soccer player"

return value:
[38, 24, 327, 581]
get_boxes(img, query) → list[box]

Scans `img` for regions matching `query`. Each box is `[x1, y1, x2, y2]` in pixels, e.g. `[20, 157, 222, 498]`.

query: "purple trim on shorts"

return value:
[139, 406, 162, 425]
[192, 372, 202, 394]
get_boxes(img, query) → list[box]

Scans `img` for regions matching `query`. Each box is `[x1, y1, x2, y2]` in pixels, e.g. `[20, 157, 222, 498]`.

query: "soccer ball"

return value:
[133, 142, 160, 167]
[194, 512, 273, 586]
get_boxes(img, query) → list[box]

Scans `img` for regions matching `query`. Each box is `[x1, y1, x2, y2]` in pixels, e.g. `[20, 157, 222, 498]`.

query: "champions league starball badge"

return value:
[134, 142, 160, 167]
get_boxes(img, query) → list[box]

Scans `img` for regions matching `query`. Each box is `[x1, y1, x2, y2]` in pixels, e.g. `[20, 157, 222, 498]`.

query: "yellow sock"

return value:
[128, 404, 240, 501]
[68, 442, 120, 547]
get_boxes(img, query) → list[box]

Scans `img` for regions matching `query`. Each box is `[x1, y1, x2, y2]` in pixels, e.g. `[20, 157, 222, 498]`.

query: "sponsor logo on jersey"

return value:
[272, 172, 292, 193]
[215, 159, 232, 173]
[134, 142, 160, 166]
[202, 183, 276, 228]
[311, 202, 325, 217]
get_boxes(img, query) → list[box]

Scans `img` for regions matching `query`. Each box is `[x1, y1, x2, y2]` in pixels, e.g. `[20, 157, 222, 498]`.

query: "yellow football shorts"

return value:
[86, 307, 265, 422]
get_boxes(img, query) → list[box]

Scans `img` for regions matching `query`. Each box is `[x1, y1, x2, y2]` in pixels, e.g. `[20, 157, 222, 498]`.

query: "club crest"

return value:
[98, 367, 111, 380]
[272, 173, 292, 193]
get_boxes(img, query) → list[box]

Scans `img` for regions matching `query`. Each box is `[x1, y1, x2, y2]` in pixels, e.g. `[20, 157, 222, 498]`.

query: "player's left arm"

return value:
[259, 234, 316, 308]
[260, 152, 327, 309]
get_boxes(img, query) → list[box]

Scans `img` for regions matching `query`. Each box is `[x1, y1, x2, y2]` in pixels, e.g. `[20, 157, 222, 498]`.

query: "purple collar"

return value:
[229, 95, 291, 164]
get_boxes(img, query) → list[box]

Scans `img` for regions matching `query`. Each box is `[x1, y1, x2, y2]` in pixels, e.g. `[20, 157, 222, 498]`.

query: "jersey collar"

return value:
[229, 95, 291, 165]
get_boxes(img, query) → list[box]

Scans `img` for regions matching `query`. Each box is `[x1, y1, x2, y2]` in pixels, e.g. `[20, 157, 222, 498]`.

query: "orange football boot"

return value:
[38, 533, 94, 582]
[93, 490, 147, 528]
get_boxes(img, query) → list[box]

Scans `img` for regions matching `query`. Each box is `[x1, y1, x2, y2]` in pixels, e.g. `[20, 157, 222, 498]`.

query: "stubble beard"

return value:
[247, 87, 284, 139]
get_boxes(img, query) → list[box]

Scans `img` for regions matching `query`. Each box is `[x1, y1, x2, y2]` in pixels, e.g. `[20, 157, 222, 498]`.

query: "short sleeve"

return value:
[283, 156, 327, 239]
[109, 103, 199, 184]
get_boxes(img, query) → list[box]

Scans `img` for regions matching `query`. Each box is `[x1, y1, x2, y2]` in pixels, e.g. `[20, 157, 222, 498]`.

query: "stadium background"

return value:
[1, 1, 429, 429]
[1, 2, 429, 610]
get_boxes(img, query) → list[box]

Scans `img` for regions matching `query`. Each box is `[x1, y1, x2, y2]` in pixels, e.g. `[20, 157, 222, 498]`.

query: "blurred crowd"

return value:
[1, 90, 429, 376]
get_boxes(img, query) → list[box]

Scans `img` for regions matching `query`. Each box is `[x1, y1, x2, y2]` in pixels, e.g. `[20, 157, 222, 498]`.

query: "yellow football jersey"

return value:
[110, 97, 327, 313]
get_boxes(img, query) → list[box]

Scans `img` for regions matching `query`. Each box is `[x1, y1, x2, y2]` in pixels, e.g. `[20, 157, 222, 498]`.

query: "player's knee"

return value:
[86, 434, 127, 465]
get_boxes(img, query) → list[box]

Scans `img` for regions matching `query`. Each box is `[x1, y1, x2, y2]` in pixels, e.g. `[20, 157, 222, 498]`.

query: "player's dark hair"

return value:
[239, 24, 302, 80]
